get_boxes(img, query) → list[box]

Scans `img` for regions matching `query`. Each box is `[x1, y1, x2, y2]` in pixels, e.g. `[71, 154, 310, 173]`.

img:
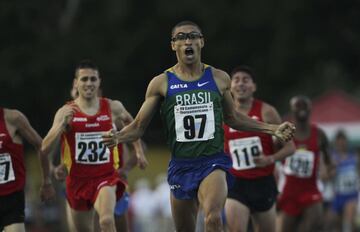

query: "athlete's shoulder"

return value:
[4, 108, 28, 127]
[107, 99, 126, 114]
[4, 108, 22, 121]
[152, 72, 168, 83]
[316, 126, 327, 139]
[210, 66, 230, 80]
[147, 72, 168, 97]
[256, 99, 281, 124]
[209, 66, 231, 93]
[261, 100, 277, 114]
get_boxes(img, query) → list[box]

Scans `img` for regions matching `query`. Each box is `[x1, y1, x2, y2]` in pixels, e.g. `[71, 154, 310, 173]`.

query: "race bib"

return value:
[229, 136, 262, 170]
[174, 102, 215, 142]
[0, 153, 15, 184]
[75, 132, 110, 164]
[284, 149, 314, 178]
[336, 169, 359, 194]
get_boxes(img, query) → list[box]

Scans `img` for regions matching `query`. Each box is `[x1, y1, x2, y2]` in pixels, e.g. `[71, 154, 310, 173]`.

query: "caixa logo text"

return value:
[169, 184, 181, 190]
[170, 84, 188, 89]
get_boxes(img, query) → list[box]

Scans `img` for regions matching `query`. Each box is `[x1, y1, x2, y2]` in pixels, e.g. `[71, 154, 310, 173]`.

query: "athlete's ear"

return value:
[200, 37, 204, 48]
[253, 83, 257, 93]
[171, 41, 176, 51]
[73, 78, 77, 89]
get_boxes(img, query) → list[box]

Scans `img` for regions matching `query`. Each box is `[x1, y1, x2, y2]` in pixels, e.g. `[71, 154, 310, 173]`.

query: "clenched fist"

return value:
[274, 122, 295, 142]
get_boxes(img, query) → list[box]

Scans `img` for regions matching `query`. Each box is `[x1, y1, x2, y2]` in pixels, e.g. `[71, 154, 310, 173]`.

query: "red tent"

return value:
[311, 90, 360, 123]
[311, 90, 360, 141]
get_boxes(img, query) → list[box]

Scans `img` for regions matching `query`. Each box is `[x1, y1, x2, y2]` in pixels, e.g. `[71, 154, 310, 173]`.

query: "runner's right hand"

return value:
[53, 163, 68, 181]
[58, 104, 78, 129]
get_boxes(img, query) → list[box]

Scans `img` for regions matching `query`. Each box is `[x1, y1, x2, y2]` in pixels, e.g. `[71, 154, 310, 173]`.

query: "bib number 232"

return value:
[75, 132, 110, 164]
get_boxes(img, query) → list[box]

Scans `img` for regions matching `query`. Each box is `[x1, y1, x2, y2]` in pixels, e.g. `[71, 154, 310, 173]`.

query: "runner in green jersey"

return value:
[160, 64, 224, 158]
[103, 21, 295, 232]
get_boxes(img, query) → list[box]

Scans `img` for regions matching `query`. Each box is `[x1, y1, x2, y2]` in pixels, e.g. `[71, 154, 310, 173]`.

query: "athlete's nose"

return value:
[85, 79, 93, 85]
[237, 80, 245, 87]
[185, 38, 192, 45]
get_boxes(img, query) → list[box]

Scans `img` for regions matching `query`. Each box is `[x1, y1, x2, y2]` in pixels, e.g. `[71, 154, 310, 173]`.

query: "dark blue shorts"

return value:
[114, 192, 130, 216]
[168, 152, 234, 200]
[332, 192, 358, 214]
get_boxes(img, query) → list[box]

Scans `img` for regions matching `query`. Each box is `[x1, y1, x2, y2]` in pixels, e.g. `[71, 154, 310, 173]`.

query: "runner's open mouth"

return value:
[185, 47, 194, 56]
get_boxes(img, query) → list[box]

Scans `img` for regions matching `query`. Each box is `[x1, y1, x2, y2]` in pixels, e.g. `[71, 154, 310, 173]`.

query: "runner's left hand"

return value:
[40, 183, 56, 203]
[102, 129, 118, 148]
[274, 122, 295, 142]
[136, 152, 148, 169]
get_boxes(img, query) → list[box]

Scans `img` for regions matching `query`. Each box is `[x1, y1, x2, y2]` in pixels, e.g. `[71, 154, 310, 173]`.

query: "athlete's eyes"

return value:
[79, 76, 98, 82]
[242, 77, 250, 83]
[172, 32, 203, 42]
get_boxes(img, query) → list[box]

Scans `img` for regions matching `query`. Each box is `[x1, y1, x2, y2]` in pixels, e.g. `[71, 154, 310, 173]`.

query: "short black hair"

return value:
[335, 129, 347, 140]
[75, 59, 99, 78]
[171, 20, 202, 37]
[289, 95, 312, 108]
[230, 65, 256, 82]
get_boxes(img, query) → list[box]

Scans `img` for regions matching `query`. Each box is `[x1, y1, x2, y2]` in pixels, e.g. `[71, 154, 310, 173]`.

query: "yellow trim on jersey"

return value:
[165, 64, 210, 74]
[113, 146, 119, 170]
[62, 137, 72, 173]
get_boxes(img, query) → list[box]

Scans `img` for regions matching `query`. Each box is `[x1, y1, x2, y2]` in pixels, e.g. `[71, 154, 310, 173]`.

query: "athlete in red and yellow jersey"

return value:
[223, 66, 295, 232]
[0, 107, 55, 232]
[61, 97, 120, 178]
[277, 95, 333, 232]
[42, 60, 146, 232]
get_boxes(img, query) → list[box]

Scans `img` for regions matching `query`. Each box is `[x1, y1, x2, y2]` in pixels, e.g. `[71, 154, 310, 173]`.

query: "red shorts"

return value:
[278, 191, 322, 216]
[66, 171, 126, 211]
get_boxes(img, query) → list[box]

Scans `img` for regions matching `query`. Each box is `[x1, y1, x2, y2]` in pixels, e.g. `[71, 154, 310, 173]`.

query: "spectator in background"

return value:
[153, 173, 174, 232]
[130, 178, 157, 232]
